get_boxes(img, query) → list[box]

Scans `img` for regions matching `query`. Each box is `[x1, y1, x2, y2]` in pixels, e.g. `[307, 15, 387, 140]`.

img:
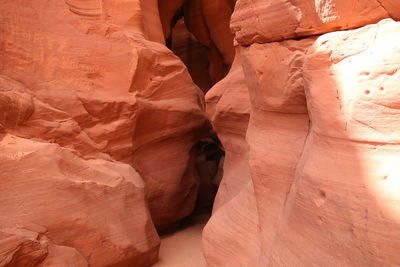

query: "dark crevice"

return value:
[156, 0, 232, 241]
[166, 8, 184, 49]
[157, 134, 225, 237]
[193, 132, 225, 214]
[164, 1, 234, 93]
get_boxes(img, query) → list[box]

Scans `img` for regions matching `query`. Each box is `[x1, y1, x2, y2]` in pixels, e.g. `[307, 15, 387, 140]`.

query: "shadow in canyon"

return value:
[153, 3, 233, 265]
[156, 0, 234, 236]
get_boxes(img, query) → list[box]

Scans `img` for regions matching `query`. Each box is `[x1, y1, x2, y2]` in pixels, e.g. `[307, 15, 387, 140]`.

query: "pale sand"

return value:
[153, 215, 209, 267]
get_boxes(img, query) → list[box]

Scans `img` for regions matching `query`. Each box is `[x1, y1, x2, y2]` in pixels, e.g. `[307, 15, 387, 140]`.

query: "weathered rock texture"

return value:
[0, 134, 158, 267]
[204, 0, 400, 266]
[3, 0, 400, 266]
[0, 0, 210, 265]
[231, 0, 399, 45]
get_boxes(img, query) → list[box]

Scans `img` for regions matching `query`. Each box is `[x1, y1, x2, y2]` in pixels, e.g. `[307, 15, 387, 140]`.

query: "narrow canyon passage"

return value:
[154, 135, 225, 266]
[0, 0, 233, 265]
[2, 0, 400, 266]
[154, 2, 233, 264]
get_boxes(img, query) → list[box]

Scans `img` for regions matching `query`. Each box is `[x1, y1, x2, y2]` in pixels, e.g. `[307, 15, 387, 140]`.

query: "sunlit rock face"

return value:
[294, 19, 400, 265]
[0, 0, 210, 265]
[204, 0, 400, 265]
[231, 0, 394, 45]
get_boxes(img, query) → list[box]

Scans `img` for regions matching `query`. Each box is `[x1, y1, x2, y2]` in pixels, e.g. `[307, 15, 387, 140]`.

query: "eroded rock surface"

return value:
[0, 134, 159, 266]
[0, 0, 210, 265]
[2, 0, 400, 266]
[204, 0, 400, 266]
[231, 0, 396, 45]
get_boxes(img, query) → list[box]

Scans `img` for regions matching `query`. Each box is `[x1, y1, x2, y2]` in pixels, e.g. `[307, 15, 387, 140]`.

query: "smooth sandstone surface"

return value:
[203, 51, 262, 266]
[204, 11, 400, 266]
[231, 0, 396, 45]
[205, 51, 251, 210]
[241, 38, 312, 266]
[290, 19, 400, 265]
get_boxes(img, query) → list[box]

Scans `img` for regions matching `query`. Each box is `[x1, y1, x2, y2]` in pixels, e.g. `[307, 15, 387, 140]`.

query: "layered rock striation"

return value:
[2, 0, 400, 266]
[204, 1, 400, 266]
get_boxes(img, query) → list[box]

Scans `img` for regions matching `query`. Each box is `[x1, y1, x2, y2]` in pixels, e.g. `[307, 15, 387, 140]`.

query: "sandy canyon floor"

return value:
[154, 215, 209, 267]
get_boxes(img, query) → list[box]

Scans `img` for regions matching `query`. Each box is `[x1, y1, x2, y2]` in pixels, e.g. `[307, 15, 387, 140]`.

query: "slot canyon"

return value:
[1, 0, 400, 266]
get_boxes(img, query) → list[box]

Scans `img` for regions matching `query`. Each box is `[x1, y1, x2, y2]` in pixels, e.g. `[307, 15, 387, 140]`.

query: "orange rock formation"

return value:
[204, 1, 400, 266]
[1, 0, 400, 266]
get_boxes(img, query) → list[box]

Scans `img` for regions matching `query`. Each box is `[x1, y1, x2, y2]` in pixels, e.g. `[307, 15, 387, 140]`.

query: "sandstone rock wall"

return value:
[204, 0, 400, 266]
[203, 49, 262, 266]
[2, 0, 400, 266]
[0, 0, 211, 265]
